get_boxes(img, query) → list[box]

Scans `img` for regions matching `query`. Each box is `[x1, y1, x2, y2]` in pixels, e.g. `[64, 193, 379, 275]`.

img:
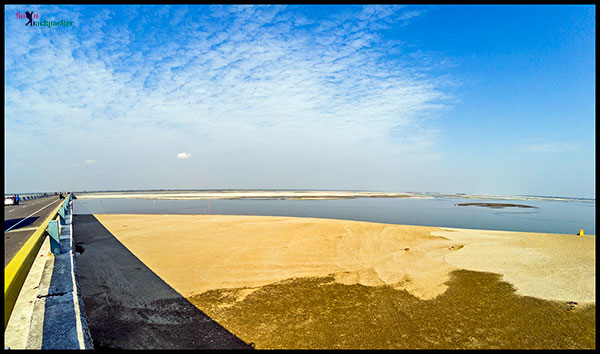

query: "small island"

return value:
[456, 203, 538, 209]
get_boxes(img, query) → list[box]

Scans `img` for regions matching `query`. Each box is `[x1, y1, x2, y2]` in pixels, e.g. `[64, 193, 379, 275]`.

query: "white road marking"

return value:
[6, 226, 39, 233]
[4, 199, 62, 233]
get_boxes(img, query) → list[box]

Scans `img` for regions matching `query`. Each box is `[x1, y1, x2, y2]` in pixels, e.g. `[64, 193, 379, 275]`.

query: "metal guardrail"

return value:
[5, 194, 45, 202]
[4, 193, 72, 329]
[22, 194, 45, 201]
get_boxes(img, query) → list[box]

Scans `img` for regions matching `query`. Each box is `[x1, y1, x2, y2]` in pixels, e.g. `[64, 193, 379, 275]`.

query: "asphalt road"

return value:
[4, 195, 64, 267]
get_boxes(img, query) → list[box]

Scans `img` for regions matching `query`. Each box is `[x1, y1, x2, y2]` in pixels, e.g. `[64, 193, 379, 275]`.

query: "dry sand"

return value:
[91, 214, 595, 349]
[434, 227, 595, 303]
[93, 214, 594, 304]
[95, 215, 459, 300]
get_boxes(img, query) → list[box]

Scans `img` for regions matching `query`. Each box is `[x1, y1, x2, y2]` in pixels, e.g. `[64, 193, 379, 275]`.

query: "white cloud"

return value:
[84, 159, 96, 164]
[177, 152, 191, 159]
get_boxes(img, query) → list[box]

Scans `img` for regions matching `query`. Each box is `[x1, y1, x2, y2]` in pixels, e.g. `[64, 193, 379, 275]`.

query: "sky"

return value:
[3, 5, 596, 198]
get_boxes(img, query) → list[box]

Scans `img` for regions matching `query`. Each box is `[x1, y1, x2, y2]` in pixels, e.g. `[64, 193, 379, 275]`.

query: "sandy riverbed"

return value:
[91, 214, 595, 349]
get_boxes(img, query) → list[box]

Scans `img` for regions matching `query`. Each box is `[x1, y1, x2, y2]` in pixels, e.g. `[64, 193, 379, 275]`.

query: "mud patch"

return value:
[188, 269, 595, 349]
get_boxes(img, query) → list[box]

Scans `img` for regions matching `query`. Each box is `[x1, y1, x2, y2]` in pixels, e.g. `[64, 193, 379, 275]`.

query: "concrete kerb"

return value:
[3, 237, 51, 349]
[4, 195, 93, 349]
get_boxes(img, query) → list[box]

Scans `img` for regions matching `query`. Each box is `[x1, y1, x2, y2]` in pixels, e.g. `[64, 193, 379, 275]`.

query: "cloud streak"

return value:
[6, 6, 451, 141]
[4, 5, 456, 190]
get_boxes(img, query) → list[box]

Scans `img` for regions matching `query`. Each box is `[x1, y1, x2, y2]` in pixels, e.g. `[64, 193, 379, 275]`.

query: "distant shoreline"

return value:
[75, 190, 433, 200]
[73, 190, 594, 203]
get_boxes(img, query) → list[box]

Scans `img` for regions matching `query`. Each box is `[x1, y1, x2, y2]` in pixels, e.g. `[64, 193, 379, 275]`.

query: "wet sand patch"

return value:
[189, 270, 595, 349]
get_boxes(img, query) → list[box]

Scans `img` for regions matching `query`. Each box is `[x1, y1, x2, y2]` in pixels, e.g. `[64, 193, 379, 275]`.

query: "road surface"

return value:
[4, 195, 63, 267]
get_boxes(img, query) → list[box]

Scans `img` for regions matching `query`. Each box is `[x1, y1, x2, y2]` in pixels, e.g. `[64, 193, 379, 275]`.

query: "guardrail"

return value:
[5, 194, 45, 201]
[22, 194, 45, 201]
[4, 193, 72, 329]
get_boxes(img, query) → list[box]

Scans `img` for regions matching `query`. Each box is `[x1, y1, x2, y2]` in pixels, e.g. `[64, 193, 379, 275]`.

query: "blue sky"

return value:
[4, 5, 595, 198]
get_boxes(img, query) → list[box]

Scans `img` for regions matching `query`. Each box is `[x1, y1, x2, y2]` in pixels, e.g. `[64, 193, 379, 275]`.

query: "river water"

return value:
[73, 196, 595, 235]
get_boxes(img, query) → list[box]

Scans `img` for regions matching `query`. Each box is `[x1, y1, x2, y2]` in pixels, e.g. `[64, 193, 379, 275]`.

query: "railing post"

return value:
[47, 220, 61, 255]
[58, 205, 66, 225]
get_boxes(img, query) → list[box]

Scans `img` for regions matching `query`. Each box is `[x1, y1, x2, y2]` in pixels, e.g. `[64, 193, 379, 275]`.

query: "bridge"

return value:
[4, 193, 251, 349]
[4, 193, 93, 349]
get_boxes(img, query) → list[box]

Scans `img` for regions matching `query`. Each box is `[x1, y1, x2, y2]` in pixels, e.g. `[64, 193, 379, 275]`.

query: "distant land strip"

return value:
[74, 191, 432, 200]
[456, 203, 538, 209]
[73, 190, 594, 203]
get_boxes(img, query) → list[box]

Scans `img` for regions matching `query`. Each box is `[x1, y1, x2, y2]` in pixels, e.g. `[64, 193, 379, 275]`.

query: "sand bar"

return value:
[76, 190, 431, 200]
[75, 190, 594, 203]
[456, 202, 537, 208]
[93, 214, 595, 304]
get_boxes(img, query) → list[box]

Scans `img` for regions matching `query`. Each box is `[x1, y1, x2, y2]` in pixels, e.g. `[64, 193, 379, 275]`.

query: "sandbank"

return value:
[93, 214, 595, 304]
[456, 202, 537, 209]
[76, 190, 431, 200]
[75, 190, 594, 204]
